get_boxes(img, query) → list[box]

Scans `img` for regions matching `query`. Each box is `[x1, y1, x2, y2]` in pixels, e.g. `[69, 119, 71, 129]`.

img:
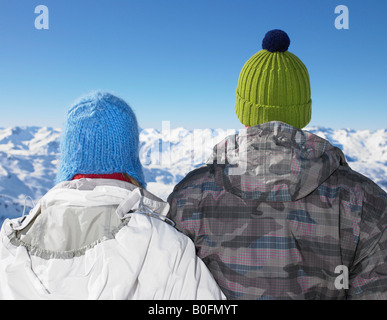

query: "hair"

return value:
[123, 173, 141, 188]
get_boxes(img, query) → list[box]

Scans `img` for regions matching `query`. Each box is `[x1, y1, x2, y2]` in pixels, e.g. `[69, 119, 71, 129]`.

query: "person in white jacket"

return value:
[0, 91, 225, 300]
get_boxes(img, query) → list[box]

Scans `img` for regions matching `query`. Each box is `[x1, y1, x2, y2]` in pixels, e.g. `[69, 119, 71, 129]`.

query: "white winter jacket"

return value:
[0, 179, 225, 300]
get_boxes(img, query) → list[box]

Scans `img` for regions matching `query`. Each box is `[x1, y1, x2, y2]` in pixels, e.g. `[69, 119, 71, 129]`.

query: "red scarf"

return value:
[72, 173, 131, 183]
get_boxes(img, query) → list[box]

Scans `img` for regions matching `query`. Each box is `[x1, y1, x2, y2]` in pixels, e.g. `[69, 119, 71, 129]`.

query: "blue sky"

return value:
[0, 0, 386, 130]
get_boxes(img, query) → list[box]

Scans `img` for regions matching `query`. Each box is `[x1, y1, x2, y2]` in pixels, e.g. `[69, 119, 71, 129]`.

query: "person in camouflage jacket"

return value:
[167, 30, 387, 299]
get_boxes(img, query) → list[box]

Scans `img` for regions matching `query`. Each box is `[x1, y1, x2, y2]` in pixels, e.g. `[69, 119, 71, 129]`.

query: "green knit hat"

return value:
[235, 29, 312, 129]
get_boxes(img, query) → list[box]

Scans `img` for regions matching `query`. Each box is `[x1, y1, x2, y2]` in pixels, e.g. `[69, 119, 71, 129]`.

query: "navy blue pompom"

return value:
[262, 29, 290, 53]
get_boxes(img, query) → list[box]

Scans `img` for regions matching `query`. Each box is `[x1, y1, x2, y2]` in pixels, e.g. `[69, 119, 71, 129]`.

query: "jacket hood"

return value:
[207, 121, 347, 201]
[6, 179, 172, 258]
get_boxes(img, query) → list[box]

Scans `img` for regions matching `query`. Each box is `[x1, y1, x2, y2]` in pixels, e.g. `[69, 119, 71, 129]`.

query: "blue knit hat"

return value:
[56, 91, 146, 188]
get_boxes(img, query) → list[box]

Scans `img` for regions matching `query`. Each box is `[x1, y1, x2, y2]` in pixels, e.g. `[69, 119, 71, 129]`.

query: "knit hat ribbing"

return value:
[56, 91, 146, 188]
[235, 30, 312, 129]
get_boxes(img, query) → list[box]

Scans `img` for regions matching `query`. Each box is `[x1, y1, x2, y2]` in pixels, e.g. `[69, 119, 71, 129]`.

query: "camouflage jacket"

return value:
[167, 121, 387, 300]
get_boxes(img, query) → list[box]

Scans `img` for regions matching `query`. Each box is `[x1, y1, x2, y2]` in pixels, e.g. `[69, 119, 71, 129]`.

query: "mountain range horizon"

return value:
[1, 125, 386, 226]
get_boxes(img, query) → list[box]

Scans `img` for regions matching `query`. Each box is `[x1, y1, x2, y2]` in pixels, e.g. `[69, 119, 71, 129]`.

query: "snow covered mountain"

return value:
[1, 125, 386, 226]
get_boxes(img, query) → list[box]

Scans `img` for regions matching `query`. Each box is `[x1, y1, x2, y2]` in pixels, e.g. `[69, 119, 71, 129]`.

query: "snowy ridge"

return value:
[307, 126, 387, 191]
[0, 126, 386, 226]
